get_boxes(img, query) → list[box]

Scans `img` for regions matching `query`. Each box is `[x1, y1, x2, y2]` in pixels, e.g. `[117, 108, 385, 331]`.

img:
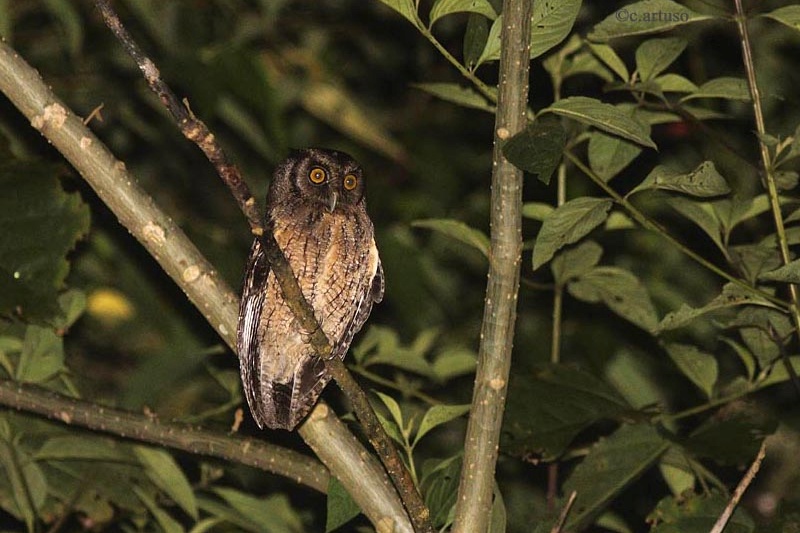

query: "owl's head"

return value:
[268, 148, 366, 214]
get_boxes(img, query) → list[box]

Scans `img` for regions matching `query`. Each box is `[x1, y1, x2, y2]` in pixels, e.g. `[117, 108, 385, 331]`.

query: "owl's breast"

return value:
[262, 209, 375, 375]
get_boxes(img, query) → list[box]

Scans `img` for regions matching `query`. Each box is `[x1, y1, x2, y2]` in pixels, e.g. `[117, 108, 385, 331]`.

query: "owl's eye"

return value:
[309, 167, 327, 184]
[343, 174, 358, 190]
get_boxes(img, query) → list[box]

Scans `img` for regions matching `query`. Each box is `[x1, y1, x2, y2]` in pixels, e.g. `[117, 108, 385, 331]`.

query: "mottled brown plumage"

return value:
[237, 148, 383, 430]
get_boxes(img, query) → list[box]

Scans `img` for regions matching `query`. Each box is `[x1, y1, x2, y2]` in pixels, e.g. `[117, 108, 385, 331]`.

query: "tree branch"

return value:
[92, 3, 431, 531]
[451, 1, 531, 531]
[0, 40, 412, 533]
[0, 380, 328, 492]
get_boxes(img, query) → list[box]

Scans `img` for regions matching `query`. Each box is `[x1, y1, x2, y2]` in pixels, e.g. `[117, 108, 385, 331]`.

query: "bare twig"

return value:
[550, 491, 577, 533]
[451, 0, 531, 531]
[0, 380, 328, 492]
[93, 2, 431, 531]
[709, 442, 766, 533]
[0, 39, 412, 533]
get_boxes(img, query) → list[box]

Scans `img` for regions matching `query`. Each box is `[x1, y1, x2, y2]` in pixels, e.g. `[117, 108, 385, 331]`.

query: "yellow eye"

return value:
[343, 174, 358, 190]
[309, 167, 326, 184]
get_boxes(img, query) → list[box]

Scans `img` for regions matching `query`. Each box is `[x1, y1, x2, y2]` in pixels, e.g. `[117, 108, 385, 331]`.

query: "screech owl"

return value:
[237, 148, 384, 430]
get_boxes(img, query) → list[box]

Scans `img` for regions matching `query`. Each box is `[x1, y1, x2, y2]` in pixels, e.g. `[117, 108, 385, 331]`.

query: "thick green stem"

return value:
[451, 1, 531, 531]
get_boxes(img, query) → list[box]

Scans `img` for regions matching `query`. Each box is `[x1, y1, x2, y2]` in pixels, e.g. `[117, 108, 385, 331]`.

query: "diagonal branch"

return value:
[0, 380, 328, 493]
[451, 0, 531, 531]
[92, 2, 432, 531]
[0, 39, 412, 533]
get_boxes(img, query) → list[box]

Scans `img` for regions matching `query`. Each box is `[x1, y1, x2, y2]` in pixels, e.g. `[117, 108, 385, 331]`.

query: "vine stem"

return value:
[710, 442, 766, 533]
[0, 37, 414, 533]
[733, 0, 800, 360]
[564, 151, 788, 310]
[451, 0, 532, 531]
[416, 21, 497, 104]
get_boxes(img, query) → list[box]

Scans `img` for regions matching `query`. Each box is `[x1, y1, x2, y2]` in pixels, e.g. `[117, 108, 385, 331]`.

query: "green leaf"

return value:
[529, 0, 582, 60]
[559, 51, 614, 83]
[658, 447, 695, 497]
[0, 160, 90, 321]
[666, 196, 724, 253]
[412, 83, 495, 113]
[759, 259, 800, 283]
[429, 0, 497, 26]
[212, 488, 303, 533]
[413, 404, 470, 447]
[421, 455, 461, 529]
[373, 390, 405, 440]
[720, 337, 756, 382]
[502, 365, 631, 460]
[376, 0, 421, 28]
[631, 161, 730, 197]
[476, 14, 502, 67]
[542, 97, 656, 148]
[464, 14, 490, 69]
[502, 119, 566, 184]
[763, 5, 800, 32]
[134, 486, 185, 533]
[635, 37, 686, 81]
[729, 243, 782, 285]
[588, 0, 712, 41]
[35, 435, 128, 462]
[650, 492, 755, 533]
[412, 218, 490, 258]
[605, 211, 636, 230]
[684, 403, 777, 466]
[663, 343, 718, 398]
[725, 307, 792, 369]
[532, 197, 613, 270]
[568, 267, 659, 332]
[325, 477, 360, 532]
[588, 130, 643, 182]
[588, 42, 629, 81]
[564, 424, 669, 530]
[522, 202, 554, 221]
[680, 77, 750, 102]
[431, 347, 476, 381]
[551, 240, 603, 285]
[0, 439, 47, 529]
[658, 283, 778, 332]
[53, 289, 86, 331]
[653, 73, 698, 93]
[134, 446, 198, 519]
[15, 325, 64, 384]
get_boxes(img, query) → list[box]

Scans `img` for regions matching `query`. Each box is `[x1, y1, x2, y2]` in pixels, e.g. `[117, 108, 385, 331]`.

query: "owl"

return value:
[237, 148, 384, 430]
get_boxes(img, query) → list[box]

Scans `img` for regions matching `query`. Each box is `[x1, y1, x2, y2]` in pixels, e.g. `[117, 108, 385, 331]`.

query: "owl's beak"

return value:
[327, 191, 338, 213]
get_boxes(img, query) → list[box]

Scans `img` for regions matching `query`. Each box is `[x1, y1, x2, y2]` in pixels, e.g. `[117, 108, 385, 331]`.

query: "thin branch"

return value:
[0, 40, 413, 533]
[709, 442, 766, 533]
[549, 491, 577, 533]
[0, 380, 328, 493]
[451, 0, 531, 531]
[734, 0, 800, 390]
[93, 3, 431, 531]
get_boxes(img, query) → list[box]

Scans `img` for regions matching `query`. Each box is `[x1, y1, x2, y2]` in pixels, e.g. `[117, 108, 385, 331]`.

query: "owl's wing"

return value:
[236, 238, 271, 427]
[329, 244, 384, 361]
